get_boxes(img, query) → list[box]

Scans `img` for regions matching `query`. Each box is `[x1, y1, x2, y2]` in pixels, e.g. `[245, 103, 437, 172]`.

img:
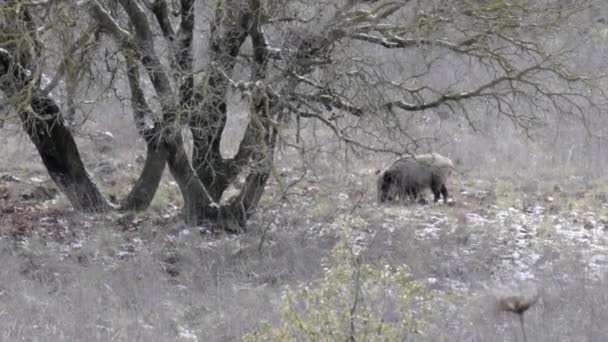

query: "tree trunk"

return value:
[119, 138, 167, 211]
[199, 0, 277, 227]
[221, 1, 280, 225]
[190, 2, 252, 202]
[83, 0, 275, 230]
[21, 94, 110, 211]
[0, 21, 111, 212]
[119, 53, 168, 212]
[162, 130, 223, 225]
[161, 128, 249, 231]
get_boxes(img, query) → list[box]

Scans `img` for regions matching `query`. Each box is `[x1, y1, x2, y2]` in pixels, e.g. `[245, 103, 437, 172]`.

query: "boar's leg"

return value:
[404, 186, 417, 202]
[440, 184, 449, 203]
[430, 176, 442, 203]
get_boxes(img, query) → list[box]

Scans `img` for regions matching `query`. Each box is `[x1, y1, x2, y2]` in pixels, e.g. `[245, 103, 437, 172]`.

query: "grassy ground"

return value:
[2, 127, 608, 341]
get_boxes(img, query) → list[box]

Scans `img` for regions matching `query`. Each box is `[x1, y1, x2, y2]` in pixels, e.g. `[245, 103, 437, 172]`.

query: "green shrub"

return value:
[245, 228, 430, 341]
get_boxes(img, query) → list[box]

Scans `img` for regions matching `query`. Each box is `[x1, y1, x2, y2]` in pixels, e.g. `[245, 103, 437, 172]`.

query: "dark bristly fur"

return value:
[377, 153, 454, 204]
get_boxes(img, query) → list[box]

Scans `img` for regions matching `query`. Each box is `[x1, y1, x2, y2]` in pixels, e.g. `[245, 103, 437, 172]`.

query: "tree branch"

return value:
[384, 63, 556, 112]
[41, 24, 98, 95]
[176, 0, 194, 102]
[351, 32, 481, 53]
[147, 0, 176, 42]
[89, 0, 177, 114]
[124, 51, 155, 139]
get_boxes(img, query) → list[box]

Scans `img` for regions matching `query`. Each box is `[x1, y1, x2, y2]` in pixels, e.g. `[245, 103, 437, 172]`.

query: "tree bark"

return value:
[119, 53, 168, 211]
[0, 47, 110, 212]
[190, 1, 252, 201]
[21, 95, 110, 211]
[162, 131, 221, 226]
[221, 0, 277, 225]
[86, 0, 276, 230]
[119, 129, 168, 211]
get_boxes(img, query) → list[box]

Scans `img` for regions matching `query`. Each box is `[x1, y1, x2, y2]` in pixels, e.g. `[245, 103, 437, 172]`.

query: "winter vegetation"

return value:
[2, 0, 608, 340]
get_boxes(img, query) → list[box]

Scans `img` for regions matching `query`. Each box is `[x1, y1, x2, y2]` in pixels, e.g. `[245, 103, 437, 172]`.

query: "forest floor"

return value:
[1, 150, 608, 341]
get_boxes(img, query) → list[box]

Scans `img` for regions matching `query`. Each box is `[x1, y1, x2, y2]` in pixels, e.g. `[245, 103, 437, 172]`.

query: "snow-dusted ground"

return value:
[2, 170, 608, 341]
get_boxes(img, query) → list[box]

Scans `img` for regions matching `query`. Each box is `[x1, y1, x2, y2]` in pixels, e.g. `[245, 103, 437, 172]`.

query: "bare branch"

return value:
[351, 32, 481, 53]
[384, 63, 560, 112]
[124, 51, 155, 138]
[176, 0, 194, 101]
[87, 1, 132, 45]
[41, 25, 98, 95]
[88, 0, 177, 114]
[147, 0, 176, 42]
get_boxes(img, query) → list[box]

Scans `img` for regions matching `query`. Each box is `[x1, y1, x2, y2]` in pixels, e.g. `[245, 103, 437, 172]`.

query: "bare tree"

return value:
[0, 2, 110, 211]
[0, 0, 602, 231]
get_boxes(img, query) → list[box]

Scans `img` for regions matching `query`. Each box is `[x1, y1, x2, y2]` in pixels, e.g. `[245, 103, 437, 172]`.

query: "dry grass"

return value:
[2, 117, 608, 341]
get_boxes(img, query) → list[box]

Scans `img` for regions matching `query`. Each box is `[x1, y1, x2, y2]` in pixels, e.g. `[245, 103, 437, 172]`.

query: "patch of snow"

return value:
[177, 326, 198, 341]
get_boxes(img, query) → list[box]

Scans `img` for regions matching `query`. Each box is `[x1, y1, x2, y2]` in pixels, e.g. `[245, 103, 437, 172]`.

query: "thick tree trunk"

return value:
[223, 161, 272, 226]
[221, 1, 279, 225]
[85, 0, 274, 230]
[120, 140, 167, 211]
[190, 108, 227, 202]
[161, 128, 249, 231]
[21, 94, 110, 211]
[195, 0, 278, 227]
[119, 53, 168, 212]
[1, 46, 109, 211]
[190, 2, 252, 201]
[161, 130, 224, 226]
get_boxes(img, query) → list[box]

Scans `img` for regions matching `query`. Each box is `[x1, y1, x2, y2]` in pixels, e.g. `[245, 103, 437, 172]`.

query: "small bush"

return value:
[245, 224, 431, 341]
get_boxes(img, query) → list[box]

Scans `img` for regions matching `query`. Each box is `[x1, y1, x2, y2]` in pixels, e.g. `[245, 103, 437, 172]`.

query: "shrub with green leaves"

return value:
[245, 229, 431, 341]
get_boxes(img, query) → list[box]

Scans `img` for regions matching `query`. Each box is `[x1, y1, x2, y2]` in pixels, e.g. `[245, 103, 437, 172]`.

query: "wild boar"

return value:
[377, 153, 454, 204]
